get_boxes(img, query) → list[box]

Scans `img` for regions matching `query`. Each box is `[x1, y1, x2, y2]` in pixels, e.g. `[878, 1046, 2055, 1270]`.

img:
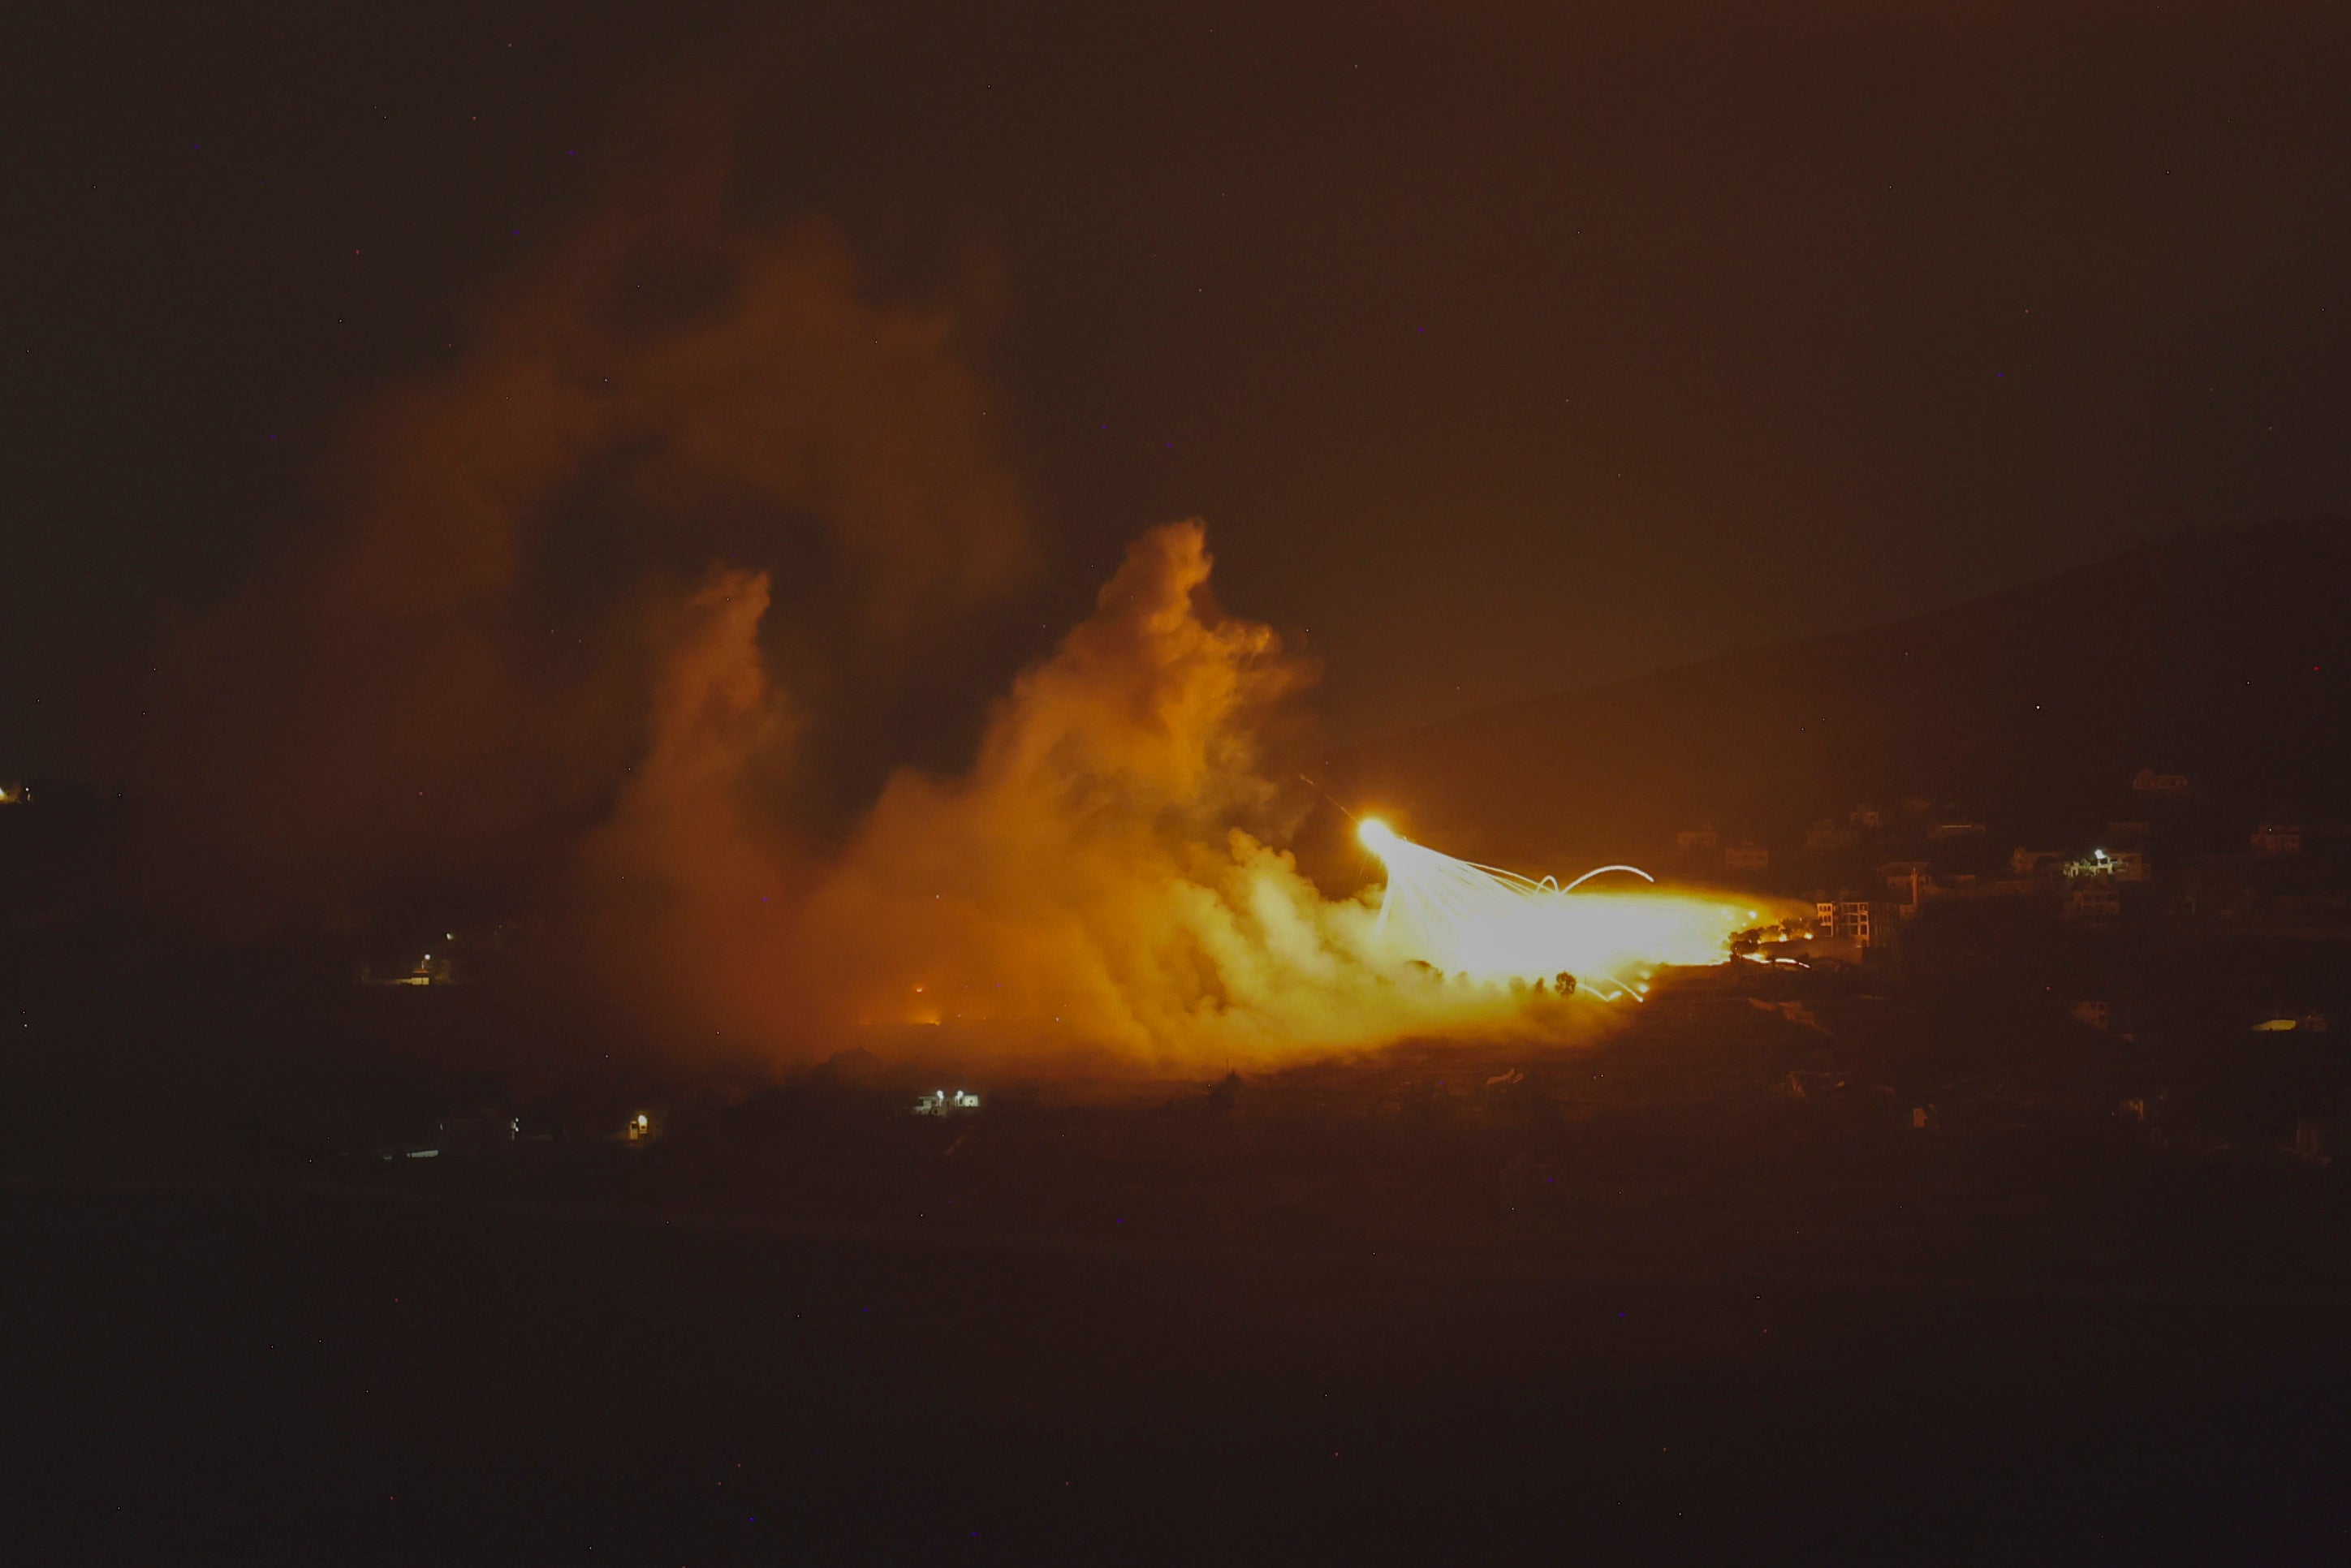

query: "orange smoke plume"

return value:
[598, 523, 1755, 1072]
[159, 106, 1027, 915]
[158, 106, 1756, 1076]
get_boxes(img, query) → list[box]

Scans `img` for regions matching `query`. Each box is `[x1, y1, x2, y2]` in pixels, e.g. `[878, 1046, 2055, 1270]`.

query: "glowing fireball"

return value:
[1357, 819, 1749, 1002]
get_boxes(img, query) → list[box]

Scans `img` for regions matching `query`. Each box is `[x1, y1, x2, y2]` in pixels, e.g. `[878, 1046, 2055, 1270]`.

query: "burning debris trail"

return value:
[1357, 818, 1754, 1002]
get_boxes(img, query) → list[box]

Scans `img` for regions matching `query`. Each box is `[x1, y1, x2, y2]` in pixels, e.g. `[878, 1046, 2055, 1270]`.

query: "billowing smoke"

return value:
[161, 123, 1744, 1076]
[162, 113, 1027, 918]
[603, 521, 1607, 1072]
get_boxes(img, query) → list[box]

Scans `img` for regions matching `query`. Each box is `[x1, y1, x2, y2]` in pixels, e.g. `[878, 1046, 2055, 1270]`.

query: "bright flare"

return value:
[1360, 821, 1751, 1001]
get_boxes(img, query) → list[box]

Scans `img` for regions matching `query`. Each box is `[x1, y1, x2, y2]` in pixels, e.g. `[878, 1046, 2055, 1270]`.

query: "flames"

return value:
[1356, 817, 1754, 1001]
[598, 523, 1759, 1073]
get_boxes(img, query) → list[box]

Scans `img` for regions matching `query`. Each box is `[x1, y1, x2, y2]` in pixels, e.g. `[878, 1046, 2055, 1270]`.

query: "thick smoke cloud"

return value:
[593, 522, 1592, 1071]
[166, 119, 1028, 916]
[163, 126, 1656, 1075]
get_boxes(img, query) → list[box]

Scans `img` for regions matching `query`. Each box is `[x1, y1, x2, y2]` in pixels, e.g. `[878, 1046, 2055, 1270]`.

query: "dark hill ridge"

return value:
[1340, 518, 2351, 871]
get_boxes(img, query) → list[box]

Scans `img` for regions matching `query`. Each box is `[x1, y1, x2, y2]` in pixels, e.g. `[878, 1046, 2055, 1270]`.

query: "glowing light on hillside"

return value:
[1359, 821, 1752, 997]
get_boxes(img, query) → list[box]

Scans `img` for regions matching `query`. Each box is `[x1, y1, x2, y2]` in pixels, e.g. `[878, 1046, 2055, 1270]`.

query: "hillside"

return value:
[1339, 518, 2351, 872]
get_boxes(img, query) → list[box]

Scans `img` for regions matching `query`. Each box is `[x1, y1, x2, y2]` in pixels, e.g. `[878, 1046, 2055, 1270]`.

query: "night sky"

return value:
[11, 2, 2351, 782]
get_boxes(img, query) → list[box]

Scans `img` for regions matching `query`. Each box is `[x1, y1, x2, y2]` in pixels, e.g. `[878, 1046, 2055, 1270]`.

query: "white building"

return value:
[2065, 847, 2147, 882]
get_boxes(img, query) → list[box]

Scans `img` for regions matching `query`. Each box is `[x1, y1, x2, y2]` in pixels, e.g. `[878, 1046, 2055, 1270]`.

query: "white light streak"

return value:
[1359, 820, 1753, 996]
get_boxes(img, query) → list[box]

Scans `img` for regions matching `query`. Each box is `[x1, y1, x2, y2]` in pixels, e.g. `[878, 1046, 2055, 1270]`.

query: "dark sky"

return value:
[11, 1, 2351, 782]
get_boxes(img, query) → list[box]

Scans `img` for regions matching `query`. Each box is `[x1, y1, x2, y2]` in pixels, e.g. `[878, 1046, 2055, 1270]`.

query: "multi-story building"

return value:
[1815, 894, 1894, 947]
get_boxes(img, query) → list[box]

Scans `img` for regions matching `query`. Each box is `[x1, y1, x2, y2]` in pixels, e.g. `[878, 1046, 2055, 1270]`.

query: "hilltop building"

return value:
[2133, 768, 2194, 796]
[1723, 842, 1769, 872]
[2065, 847, 2148, 882]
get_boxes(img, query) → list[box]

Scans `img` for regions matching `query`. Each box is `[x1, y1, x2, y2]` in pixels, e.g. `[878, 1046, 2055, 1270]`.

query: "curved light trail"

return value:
[1357, 818, 1754, 998]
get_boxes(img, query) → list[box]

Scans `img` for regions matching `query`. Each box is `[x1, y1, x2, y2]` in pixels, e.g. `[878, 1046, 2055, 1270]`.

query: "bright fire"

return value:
[1357, 817, 1753, 1002]
[572, 521, 1774, 1072]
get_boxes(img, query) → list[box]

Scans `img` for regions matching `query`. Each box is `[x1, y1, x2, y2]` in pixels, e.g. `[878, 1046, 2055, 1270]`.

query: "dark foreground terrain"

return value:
[9, 1169, 2351, 1565]
[11, 937, 2351, 1563]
